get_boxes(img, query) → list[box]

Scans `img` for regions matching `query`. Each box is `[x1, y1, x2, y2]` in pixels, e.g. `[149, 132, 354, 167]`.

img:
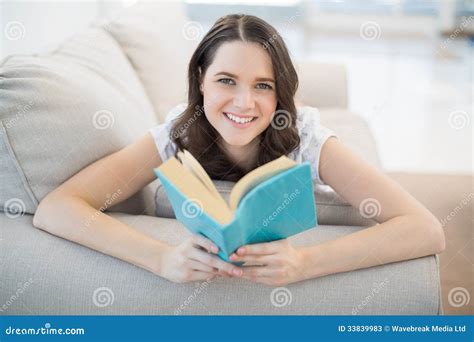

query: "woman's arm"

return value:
[33, 132, 241, 281]
[32, 133, 168, 275]
[308, 137, 446, 277]
[230, 137, 445, 285]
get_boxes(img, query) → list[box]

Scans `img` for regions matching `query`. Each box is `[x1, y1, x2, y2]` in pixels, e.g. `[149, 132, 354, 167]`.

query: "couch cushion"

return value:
[0, 27, 158, 215]
[0, 212, 441, 315]
[103, 2, 196, 123]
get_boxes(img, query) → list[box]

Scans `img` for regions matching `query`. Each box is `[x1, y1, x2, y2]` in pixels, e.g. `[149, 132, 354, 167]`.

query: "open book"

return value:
[154, 149, 317, 262]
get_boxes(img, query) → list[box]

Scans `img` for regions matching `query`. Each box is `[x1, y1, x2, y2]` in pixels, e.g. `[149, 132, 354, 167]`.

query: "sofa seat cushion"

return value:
[0, 212, 441, 315]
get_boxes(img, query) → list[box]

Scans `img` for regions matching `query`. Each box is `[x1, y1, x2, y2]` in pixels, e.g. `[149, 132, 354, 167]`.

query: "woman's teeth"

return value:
[224, 112, 256, 124]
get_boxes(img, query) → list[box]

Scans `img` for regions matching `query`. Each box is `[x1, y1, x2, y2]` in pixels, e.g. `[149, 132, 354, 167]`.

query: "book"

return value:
[153, 149, 318, 262]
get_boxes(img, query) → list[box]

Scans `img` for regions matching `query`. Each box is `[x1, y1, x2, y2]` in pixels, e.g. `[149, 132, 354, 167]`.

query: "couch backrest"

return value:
[0, 27, 158, 216]
[103, 2, 196, 123]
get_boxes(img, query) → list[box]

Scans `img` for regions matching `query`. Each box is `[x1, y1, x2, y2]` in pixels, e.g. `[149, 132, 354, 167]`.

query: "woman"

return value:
[33, 14, 445, 286]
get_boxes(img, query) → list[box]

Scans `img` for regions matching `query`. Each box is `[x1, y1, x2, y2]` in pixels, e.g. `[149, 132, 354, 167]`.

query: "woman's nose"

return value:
[233, 87, 255, 110]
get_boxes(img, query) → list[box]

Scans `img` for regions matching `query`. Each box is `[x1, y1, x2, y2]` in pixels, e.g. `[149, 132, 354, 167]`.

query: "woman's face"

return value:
[200, 41, 277, 147]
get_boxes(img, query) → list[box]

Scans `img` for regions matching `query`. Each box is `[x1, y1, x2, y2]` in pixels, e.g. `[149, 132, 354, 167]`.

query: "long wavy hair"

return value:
[170, 14, 300, 182]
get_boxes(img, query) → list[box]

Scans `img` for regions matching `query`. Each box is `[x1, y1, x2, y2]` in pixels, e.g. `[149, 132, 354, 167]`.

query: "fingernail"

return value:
[238, 248, 245, 255]
[232, 269, 242, 276]
[212, 246, 219, 253]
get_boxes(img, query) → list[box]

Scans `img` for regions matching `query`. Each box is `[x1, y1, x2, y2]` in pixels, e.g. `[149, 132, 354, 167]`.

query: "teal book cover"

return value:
[154, 162, 318, 262]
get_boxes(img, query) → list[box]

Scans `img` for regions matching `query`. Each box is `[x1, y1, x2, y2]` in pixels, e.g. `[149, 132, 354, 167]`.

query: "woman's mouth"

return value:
[223, 112, 258, 128]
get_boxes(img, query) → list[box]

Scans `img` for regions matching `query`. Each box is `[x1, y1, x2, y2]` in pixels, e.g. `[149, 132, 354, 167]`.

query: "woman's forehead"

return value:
[207, 41, 274, 79]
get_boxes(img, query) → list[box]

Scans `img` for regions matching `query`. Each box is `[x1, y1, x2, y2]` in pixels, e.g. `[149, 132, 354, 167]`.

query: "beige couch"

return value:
[0, 3, 442, 315]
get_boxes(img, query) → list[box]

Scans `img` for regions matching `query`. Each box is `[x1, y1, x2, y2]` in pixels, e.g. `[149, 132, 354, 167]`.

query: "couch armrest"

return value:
[1, 212, 441, 315]
[295, 61, 348, 109]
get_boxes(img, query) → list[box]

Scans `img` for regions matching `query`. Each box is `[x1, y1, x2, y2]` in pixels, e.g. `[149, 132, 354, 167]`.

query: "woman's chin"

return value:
[221, 135, 254, 147]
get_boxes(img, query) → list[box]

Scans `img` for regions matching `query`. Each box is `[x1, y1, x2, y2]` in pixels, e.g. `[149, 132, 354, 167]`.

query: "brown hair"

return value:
[170, 14, 300, 182]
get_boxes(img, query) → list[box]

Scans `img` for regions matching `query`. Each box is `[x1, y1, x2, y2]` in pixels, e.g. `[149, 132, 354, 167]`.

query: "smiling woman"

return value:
[33, 13, 445, 287]
[169, 14, 301, 181]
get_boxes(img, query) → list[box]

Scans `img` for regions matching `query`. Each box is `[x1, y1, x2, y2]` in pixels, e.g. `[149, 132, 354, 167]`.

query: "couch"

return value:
[0, 3, 442, 315]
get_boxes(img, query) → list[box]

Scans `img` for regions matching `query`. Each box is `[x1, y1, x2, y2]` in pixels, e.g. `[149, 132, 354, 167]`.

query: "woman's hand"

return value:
[159, 234, 243, 283]
[229, 239, 309, 286]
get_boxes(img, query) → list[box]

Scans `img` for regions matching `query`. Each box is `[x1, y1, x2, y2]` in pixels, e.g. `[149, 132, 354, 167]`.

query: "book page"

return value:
[229, 156, 296, 211]
[178, 150, 223, 201]
[158, 158, 233, 225]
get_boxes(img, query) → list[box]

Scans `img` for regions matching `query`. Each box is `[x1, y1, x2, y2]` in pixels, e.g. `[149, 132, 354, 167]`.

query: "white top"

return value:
[148, 103, 338, 185]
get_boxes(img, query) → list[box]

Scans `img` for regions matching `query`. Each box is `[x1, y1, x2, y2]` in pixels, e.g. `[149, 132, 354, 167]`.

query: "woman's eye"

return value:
[218, 78, 235, 85]
[256, 83, 273, 90]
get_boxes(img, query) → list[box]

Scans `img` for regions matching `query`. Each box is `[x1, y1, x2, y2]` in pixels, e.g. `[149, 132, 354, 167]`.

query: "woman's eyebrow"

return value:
[214, 71, 275, 83]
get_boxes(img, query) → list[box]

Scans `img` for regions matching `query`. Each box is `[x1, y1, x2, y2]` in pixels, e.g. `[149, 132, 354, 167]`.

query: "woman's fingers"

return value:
[187, 247, 242, 276]
[230, 253, 270, 266]
[191, 234, 219, 254]
[187, 259, 217, 273]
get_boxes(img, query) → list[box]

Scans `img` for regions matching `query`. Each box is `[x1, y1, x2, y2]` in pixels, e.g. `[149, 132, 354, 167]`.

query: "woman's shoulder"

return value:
[148, 103, 187, 162]
[289, 106, 337, 185]
[295, 105, 322, 128]
[164, 102, 188, 123]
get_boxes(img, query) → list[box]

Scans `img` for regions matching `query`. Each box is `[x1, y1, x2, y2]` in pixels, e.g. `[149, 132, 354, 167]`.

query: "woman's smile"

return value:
[222, 111, 258, 128]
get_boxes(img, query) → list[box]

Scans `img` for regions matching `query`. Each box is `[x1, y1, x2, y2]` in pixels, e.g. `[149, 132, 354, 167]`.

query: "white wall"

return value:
[0, 1, 108, 59]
